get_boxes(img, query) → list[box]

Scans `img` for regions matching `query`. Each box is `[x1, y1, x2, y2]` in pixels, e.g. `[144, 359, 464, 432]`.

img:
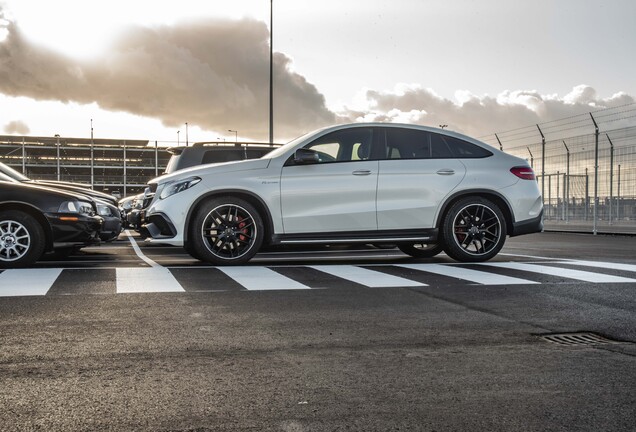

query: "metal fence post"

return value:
[617, 164, 621, 221]
[590, 113, 599, 234]
[606, 134, 614, 225]
[585, 168, 589, 221]
[537, 125, 545, 206]
[495, 133, 503, 151]
[563, 140, 570, 223]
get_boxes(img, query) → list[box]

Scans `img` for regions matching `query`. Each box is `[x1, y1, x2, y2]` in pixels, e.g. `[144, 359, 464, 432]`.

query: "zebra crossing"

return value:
[1, 259, 636, 297]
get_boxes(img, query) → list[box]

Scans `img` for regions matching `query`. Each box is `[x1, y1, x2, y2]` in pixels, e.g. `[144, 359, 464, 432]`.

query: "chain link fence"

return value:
[479, 103, 636, 233]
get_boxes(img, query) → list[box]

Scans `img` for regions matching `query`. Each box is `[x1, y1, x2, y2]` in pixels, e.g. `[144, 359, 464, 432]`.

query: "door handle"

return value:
[352, 170, 372, 176]
[436, 169, 455, 175]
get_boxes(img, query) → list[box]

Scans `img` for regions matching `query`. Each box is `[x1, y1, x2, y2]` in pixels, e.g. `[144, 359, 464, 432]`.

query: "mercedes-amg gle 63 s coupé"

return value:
[143, 123, 543, 265]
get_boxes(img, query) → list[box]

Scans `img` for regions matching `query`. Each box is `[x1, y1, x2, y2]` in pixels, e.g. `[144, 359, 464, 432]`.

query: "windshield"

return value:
[261, 130, 319, 159]
[0, 162, 29, 181]
[0, 171, 18, 182]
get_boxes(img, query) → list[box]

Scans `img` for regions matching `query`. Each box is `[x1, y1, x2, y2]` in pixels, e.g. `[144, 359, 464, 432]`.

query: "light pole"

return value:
[269, 0, 273, 144]
[228, 129, 238, 143]
[55, 134, 61, 181]
[90, 119, 94, 188]
[177, 130, 180, 146]
[185, 122, 189, 147]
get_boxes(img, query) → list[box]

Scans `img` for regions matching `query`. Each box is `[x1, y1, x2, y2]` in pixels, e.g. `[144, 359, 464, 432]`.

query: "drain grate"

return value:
[538, 332, 625, 346]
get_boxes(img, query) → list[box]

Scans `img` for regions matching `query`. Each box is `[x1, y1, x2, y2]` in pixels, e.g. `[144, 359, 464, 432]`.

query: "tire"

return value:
[188, 197, 264, 265]
[398, 242, 444, 258]
[441, 197, 507, 262]
[0, 210, 46, 268]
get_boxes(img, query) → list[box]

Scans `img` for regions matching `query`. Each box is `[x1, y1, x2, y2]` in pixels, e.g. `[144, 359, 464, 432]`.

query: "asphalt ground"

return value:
[0, 232, 635, 431]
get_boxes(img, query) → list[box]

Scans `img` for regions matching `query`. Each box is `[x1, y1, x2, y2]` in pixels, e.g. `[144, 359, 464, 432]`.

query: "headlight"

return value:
[59, 200, 95, 216]
[159, 176, 201, 200]
[97, 203, 113, 217]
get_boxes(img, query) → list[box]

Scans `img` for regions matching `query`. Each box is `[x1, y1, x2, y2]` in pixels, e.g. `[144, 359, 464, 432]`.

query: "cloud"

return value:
[339, 84, 635, 139]
[0, 6, 634, 142]
[0, 12, 335, 140]
[3, 119, 29, 134]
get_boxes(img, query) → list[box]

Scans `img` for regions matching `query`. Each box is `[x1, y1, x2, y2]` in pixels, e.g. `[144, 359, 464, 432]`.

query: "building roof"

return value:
[0, 135, 150, 148]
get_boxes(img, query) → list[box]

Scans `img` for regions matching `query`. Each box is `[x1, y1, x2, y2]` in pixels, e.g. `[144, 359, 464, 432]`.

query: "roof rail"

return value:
[191, 141, 282, 148]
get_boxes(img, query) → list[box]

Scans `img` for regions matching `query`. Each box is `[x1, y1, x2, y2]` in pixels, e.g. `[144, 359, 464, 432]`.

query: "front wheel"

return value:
[189, 197, 264, 265]
[442, 197, 507, 262]
[0, 210, 46, 268]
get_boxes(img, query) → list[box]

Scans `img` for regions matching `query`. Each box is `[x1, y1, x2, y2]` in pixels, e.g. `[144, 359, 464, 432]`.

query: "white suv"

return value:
[144, 123, 543, 264]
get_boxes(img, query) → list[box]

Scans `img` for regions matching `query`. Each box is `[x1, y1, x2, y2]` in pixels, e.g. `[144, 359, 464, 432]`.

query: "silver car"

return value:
[144, 123, 543, 265]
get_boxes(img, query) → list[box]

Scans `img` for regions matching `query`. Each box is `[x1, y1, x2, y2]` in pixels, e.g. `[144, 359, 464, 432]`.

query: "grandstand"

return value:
[0, 135, 170, 197]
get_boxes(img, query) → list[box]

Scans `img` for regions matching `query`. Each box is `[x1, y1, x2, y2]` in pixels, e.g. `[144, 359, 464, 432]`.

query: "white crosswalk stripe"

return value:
[0, 268, 63, 296]
[482, 262, 636, 283]
[217, 266, 311, 291]
[1, 259, 636, 297]
[396, 263, 539, 285]
[310, 265, 426, 287]
[556, 260, 636, 273]
[116, 267, 186, 293]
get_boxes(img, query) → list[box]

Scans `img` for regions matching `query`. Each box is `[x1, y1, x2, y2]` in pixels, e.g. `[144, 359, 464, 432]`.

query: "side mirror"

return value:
[294, 148, 320, 164]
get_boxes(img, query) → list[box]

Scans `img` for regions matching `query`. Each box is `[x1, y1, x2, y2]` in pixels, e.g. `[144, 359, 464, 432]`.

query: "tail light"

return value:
[510, 166, 536, 180]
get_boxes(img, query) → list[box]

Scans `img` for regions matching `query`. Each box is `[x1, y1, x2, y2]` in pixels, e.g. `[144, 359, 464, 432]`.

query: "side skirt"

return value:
[272, 229, 438, 245]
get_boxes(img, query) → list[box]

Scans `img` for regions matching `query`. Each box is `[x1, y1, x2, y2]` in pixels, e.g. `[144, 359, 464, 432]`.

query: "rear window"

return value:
[202, 149, 246, 164]
[386, 129, 453, 159]
[441, 135, 493, 158]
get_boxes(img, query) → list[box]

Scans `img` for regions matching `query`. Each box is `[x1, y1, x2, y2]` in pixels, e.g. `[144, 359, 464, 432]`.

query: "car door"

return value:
[280, 127, 379, 234]
[376, 128, 466, 230]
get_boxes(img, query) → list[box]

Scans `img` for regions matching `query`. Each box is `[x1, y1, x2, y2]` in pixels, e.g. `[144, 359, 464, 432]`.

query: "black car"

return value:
[164, 141, 281, 174]
[0, 176, 103, 267]
[0, 162, 118, 206]
[0, 161, 122, 241]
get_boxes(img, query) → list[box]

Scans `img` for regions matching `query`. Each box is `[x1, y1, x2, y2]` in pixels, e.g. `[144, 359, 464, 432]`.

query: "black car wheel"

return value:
[189, 197, 264, 265]
[442, 197, 507, 262]
[0, 210, 46, 268]
[398, 242, 444, 258]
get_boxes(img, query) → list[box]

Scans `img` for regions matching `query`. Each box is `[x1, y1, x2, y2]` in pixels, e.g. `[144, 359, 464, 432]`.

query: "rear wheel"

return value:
[442, 197, 507, 262]
[189, 197, 264, 265]
[398, 243, 443, 258]
[0, 210, 46, 268]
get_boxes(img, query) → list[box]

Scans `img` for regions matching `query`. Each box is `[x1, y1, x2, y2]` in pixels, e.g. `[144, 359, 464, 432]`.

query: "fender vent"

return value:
[538, 332, 625, 346]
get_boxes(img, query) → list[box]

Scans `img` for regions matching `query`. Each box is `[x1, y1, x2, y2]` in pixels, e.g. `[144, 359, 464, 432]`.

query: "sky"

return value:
[0, 0, 635, 144]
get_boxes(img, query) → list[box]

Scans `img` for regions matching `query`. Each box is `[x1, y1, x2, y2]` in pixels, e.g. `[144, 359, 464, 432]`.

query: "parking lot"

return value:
[1, 231, 635, 431]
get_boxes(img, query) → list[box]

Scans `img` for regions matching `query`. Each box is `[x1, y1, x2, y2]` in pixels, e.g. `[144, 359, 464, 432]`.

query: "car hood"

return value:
[33, 180, 118, 205]
[0, 180, 97, 203]
[149, 158, 271, 186]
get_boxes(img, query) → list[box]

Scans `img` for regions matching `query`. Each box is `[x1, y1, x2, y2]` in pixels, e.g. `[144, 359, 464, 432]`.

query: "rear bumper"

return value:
[510, 210, 544, 237]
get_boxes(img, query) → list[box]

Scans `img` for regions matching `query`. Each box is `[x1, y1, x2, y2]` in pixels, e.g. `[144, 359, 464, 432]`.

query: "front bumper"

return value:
[45, 213, 103, 248]
[144, 212, 178, 239]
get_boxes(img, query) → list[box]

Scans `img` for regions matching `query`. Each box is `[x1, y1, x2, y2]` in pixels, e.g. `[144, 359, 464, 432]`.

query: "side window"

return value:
[303, 128, 373, 163]
[202, 149, 244, 163]
[442, 135, 493, 158]
[386, 128, 453, 159]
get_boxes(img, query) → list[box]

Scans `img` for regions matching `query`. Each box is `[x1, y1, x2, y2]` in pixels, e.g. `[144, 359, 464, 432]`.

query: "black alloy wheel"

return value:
[0, 210, 46, 268]
[398, 242, 444, 258]
[190, 197, 264, 265]
[442, 197, 506, 262]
